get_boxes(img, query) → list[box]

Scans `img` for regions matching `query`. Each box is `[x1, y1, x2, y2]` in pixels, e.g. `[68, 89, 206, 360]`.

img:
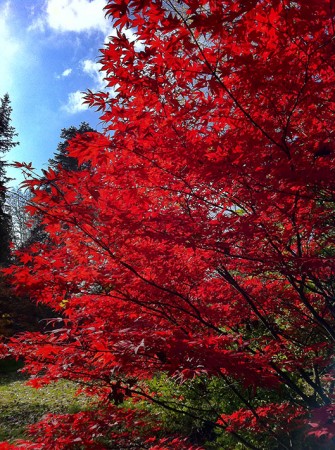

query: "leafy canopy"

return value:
[3, 0, 335, 448]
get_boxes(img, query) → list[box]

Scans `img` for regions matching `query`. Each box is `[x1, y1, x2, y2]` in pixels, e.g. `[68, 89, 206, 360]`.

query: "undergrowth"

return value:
[0, 359, 89, 442]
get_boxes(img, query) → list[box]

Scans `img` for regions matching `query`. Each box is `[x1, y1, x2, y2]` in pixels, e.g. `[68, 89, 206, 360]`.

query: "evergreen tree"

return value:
[49, 121, 94, 172]
[24, 123, 95, 248]
[0, 94, 18, 155]
[0, 94, 18, 264]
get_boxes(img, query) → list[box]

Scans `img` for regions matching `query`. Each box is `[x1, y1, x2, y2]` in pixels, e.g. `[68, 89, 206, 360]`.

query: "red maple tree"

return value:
[2, 0, 335, 448]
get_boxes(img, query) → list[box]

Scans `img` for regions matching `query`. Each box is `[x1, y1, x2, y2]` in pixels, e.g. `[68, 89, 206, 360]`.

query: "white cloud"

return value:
[44, 0, 109, 34]
[82, 59, 105, 89]
[63, 90, 88, 113]
[63, 59, 106, 113]
[62, 68, 72, 77]
[57, 68, 73, 79]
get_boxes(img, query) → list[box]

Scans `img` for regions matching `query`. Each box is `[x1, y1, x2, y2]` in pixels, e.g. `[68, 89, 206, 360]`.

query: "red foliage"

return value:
[308, 404, 335, 440]
[3, 0, 335, 448]
[25, 407, 149, 449]
[218, 402, 305, 433]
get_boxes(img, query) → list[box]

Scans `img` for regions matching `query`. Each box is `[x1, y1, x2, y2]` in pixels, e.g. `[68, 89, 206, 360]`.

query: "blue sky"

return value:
[0, 0, 112, 186]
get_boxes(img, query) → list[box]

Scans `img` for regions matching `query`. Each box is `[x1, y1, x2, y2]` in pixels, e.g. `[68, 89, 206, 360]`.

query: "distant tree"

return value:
[49, 122, 95, 172]
[0, 94, 18, 264]
[0, 94, 18, 157]
[0, 205, 11, 265]
[0, 272, 53, 337]
[3, 123, 96, 253]
[22, 123, 96, 248]
[6, 188, 32, 249]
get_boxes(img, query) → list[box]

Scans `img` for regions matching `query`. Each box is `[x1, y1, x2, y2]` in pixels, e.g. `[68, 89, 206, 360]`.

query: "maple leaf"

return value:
[5, 0, 335, 448]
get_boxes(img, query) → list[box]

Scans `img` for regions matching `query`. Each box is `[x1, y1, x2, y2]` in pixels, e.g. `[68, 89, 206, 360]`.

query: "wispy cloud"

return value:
[63, 59, 105, 113]
[27, 0, 132, 115]
[62, 68, 72, 77]
[63, 90, 87, 113]
[57, 68, 73, 79]
[82, 59, 105, 89]
[0, 1, 24, 93]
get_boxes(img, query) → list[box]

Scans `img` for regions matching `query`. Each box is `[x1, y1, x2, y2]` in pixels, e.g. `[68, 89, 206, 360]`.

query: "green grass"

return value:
[0, 359, 89, 442]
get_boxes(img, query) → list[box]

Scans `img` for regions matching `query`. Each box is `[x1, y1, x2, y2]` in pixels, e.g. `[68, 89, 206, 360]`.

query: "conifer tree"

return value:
[49, 122, 94, 172]
[0, 94, 18, 264]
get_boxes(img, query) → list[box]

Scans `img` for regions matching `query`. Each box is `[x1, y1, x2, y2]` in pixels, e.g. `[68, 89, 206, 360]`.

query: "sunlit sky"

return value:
[0, 0, 112, 186]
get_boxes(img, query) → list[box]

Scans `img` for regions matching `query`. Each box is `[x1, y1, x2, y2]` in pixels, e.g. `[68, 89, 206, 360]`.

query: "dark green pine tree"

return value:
[25, 122, 95, 247]
[0, 94, 18, 265]
[49, 121, 95, 172]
